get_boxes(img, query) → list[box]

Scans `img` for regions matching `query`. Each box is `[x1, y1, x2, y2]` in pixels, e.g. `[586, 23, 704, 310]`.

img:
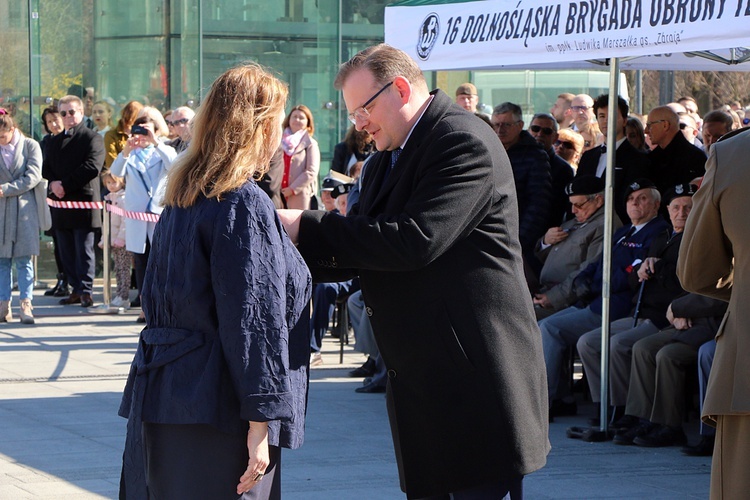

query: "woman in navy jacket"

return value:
[118, 63, 312, 499]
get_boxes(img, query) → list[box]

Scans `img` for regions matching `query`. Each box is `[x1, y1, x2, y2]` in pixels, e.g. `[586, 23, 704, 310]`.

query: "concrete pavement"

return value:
[0, 289, 711, 499]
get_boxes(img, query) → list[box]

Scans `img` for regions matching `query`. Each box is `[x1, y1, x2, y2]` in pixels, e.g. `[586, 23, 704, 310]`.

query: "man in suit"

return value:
[700, 110, 734, 155]
[278, 44, 549, 499]
[678, 128, 748, 499]
[42, 95, 104, 307]
[575, 94, 650, 225]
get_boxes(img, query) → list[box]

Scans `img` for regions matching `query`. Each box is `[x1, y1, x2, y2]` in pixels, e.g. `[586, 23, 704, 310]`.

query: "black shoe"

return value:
[45, 274, 64, 296]
[549, 399, 578, 418]
[633, 424, 687, 448]
[613, 422, 655, 445]
[612, 414, 640, 431]
[60, 293, 81, 305]
[349, 357, 376, 378]
[355, 380, 386, 393]
[80, 293, 94, 308]
[681, 436, 715, 456]
[53, 282, 71, 297]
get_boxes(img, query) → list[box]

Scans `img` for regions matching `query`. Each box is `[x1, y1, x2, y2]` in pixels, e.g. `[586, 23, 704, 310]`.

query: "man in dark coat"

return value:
[42, 95, 104, 308]
[645, 105, 706, 195]
[576, 94, 651, 225]
[278, 44, 549, 499]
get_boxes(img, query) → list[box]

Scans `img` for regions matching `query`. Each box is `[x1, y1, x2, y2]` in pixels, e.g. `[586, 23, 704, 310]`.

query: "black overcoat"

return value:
[297, 90, 549, 498]
[42, 122, 104, 229]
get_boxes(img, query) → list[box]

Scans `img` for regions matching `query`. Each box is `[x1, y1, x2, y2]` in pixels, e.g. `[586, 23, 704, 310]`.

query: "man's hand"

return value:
[50, 180, 65, 199]
[543, 227, 568, 246]
[533, 293, 552, 309]
[637, 257, 661, 282]
[672, 317, 693, 330]
[277, 209, 303, 244]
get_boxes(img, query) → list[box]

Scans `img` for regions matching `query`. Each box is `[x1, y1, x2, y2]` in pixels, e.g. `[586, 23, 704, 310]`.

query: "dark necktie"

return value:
[617, 225, 636, 245]
[381, 147, 402, 188]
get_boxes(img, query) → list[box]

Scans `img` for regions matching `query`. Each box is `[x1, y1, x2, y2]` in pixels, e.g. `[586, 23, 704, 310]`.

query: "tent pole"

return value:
[599, 57, 620, 435]
[635, 69, 643, 115]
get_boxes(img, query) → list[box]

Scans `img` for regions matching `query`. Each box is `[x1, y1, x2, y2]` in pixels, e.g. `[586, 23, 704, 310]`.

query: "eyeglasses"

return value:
[492, 120, 521, 130]
[571, 105, 591, 112]
[679, 122, 693, 130]
[645, 119, 667, 128]
[59, 109, 78, 117]
[571, 197, 594, 210]
[348, 81, 393, 125]
[166, 118, 189, 127]
[530, 124, 554, 135]
[554, 140, 575, 150]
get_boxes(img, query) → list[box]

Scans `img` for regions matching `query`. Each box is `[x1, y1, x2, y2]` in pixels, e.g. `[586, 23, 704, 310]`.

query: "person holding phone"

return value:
[110, 107, 177, 323]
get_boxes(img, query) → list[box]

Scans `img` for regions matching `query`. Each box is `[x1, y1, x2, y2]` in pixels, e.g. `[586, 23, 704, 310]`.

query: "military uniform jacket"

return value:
[297, 90, 549, 498]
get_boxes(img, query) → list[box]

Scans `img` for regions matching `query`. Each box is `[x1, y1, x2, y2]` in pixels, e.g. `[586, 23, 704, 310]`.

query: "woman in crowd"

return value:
[39, 106, 70, 297]
[109, 106, 176, 323]
[92, 100, 114, 136]
[554, 128, 584, 170]
[626, 116, 648, 152]
[118, 62, 311, 500]
[103, 100, 143, 175]
[0, 111, 44, 324]
[330, 124, 373, 175]
[280, 104, 319, 209]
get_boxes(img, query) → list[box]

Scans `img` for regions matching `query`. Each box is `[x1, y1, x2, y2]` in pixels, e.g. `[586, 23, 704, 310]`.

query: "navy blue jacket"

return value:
[573, 216, 669, 319]
[119, 181, 311, 499]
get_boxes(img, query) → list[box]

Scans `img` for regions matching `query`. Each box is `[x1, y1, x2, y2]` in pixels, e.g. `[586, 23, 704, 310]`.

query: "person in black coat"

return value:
[330, 124, 373, 175]
[118, 64, 311, 500]
[575, 94, 651, 225]
[42, 95, 104, 307]
[279, 44, 549, 499]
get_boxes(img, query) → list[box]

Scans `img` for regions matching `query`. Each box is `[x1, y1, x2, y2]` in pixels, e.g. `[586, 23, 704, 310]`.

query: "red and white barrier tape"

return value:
[46, 198, 104, 210]
[106, 203, 161, 223]
[46, 198, 160, 222]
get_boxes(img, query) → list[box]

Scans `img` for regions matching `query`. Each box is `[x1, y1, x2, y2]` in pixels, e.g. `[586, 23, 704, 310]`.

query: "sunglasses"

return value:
[530, 124, 554, 135]
[59, 109, 78, 117]
[571, 105, 591, 112]
[166, 118, 189, 126]
[554, 140, 575, 150]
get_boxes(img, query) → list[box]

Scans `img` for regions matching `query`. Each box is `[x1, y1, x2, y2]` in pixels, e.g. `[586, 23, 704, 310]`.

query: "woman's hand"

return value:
[281, 187, 295, 199]
[236, 421, 270, 495]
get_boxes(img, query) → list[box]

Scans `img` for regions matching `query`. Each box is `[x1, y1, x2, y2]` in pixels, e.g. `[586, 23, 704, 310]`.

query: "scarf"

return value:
[0, 128, 21, 170]
[280, 127, 308, 156]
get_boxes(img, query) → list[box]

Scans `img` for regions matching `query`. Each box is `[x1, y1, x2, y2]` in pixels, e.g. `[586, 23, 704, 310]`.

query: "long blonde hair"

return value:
[164, 63, 288, 208]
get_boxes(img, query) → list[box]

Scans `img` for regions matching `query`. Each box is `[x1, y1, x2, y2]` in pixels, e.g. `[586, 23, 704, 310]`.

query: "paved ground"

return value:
[0, 289, 711, 499]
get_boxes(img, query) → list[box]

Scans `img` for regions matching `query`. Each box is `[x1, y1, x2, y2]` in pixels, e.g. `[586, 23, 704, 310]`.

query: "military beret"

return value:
[331, 183, 354, 199]
[664, 183, 697, 205]
[564, 175, 605, 196]
[624, 178, 657, 198]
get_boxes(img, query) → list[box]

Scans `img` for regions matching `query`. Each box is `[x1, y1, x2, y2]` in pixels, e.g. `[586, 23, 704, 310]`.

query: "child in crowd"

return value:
[100, 173, 131, 309]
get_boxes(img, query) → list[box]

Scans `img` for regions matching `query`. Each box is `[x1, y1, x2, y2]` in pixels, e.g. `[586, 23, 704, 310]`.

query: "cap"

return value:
[624, 178, 657, 198]
[331, 183, 354, 198]
[455, 83, 477, 96]
[321, 171, 354, 191]
[564, 175, 605, 196]
[664, 183, 697, 205]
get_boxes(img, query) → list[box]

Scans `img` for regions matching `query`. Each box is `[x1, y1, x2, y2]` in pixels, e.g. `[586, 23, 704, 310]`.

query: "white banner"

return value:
[385, 0, 750, 71]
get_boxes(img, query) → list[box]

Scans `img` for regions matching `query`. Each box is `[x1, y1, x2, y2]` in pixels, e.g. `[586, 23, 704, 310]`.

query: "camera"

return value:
[131, 125, 149, 136]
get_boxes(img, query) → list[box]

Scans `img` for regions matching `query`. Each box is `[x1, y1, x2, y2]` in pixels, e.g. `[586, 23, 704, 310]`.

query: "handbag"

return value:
[34, 178, 52, 231]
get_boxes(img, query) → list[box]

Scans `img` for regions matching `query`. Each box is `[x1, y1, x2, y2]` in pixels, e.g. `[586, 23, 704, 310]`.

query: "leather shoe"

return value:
[633, 424, 687, 448]
[80, 293, 94, 308]
[349, 357, 376, 378]
[681, 436, 715, 456]
[355, 380, 386, 393]
[59, 293, 81, 305]
[613, 422, 655, 445]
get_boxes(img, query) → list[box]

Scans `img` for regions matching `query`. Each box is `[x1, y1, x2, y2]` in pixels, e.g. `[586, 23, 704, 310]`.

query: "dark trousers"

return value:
[309, 280, 353, 352]
[143, 422, 281, 499]
[133, 239, 151, 296]
[417, 476, 523, 500]
[56, 227, 95, 295]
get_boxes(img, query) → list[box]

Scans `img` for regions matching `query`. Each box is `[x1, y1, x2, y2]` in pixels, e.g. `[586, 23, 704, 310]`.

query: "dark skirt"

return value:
[142, 423, 281, 499]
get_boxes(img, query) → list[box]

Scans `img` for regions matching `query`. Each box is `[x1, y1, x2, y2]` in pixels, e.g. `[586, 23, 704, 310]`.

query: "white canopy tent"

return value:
[384, 0, 750, 433]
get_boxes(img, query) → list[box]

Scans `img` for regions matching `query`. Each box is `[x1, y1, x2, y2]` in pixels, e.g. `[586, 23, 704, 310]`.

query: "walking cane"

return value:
[632, 272, 649, 328]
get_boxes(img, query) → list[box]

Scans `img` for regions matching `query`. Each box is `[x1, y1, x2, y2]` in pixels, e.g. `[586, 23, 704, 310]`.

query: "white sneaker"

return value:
[111, 296, 131, 310]
[310, 352, 323, 367]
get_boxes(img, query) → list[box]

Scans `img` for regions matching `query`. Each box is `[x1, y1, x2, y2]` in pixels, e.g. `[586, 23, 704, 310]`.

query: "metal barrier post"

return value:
[90, 202, 122, 314]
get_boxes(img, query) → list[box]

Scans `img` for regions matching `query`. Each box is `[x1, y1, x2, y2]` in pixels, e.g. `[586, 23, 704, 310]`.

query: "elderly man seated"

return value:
[533, 176, 621, 320]
[542, 179, 668, 420]
[570, 184, 696, 437]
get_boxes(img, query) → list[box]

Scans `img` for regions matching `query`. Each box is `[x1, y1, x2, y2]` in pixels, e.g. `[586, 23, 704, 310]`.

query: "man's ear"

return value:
[392, 76, 412, 105]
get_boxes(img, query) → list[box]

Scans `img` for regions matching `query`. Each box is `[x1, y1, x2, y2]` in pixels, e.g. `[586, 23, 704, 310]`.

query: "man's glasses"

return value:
[530, 125, 554, 135]
[348, 81, 393, 125]
[679, 122, 693, 130]
[554, 140, 575, 150]
[571, 198, 594, 210]
[570, 105, 591, 112]
[166, 118, 189, 127]
[492, 120, 521, 130]
[59, 109, 78, 117]
[645, 119, 667, 128]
